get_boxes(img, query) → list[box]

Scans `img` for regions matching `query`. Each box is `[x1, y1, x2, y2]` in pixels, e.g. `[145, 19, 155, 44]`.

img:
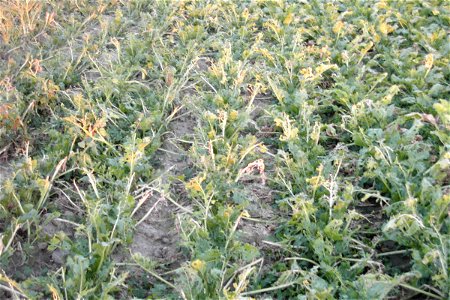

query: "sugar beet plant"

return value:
[0, 0, 449, 299]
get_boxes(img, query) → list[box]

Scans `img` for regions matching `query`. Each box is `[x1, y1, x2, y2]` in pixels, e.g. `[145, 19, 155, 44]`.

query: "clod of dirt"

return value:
[130, 199, 180, 261]
[239, 183, 277, 246]
[4, 246, 55, 282]
[196, 57, 211, 72]
[157, 110, 197, 175]
[42, 213, 76, 265]
[0, 162, 12, 185]
[2, 215, 70, 285]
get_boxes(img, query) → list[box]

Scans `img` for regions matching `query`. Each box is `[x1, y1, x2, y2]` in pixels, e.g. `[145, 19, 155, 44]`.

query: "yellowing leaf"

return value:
[333, 21, 344, 34]
[424, 53, 434, 70]
[379, 22, 394, 35]
[283, 12, 293, 25]
[191, 259, 205, 271]
[229, 110, 238, 121]
[186, 177, 203, 192]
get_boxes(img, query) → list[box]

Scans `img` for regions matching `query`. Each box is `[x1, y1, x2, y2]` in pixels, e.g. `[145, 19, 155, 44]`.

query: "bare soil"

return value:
[129, 108, 197, 265]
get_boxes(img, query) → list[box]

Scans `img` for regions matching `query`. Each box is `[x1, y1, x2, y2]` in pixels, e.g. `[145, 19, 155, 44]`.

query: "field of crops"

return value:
[0, 1, 449, 299]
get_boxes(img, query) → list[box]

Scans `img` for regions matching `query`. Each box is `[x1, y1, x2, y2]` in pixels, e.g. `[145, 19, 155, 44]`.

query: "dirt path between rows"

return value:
[130, 108, 197, 265]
